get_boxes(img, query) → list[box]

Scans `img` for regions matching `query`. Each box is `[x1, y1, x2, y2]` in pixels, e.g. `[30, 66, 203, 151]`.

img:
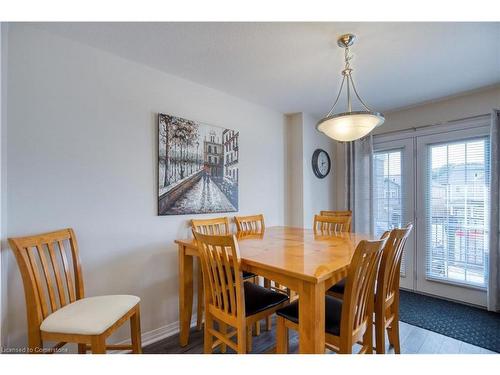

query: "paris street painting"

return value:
[158, 113, 239, 215]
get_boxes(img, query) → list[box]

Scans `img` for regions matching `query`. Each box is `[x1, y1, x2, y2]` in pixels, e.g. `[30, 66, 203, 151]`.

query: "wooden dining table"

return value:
[175, 226, 376, 354]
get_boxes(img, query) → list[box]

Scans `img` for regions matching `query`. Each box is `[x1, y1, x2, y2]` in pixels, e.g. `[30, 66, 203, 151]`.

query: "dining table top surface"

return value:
[175, 226, 376, 284]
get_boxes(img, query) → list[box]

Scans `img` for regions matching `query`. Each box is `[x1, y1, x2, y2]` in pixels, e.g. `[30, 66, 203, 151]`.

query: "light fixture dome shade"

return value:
[316, 111, 385, 142]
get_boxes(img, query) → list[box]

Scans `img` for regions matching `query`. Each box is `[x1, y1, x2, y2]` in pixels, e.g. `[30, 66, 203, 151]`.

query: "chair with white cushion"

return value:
[9, 228, 142, 354]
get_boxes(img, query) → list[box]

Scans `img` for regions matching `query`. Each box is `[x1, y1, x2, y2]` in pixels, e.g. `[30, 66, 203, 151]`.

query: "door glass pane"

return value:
[426, 138, 490, 288]
[373, 150, 405, 275]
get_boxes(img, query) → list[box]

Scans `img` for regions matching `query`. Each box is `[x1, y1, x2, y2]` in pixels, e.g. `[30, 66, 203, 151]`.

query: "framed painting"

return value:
[158, 113, 239, 215]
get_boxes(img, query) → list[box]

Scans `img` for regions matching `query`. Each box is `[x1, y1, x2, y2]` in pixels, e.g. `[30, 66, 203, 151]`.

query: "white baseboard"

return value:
[115, 315, 198, 353]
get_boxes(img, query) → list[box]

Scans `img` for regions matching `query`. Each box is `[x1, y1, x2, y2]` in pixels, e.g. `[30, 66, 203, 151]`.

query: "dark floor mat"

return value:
[399, 290, 500, 353]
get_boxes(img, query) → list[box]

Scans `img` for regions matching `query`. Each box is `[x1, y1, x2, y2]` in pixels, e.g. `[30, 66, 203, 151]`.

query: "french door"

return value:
[373, 120, 491, 306]
[372, 138, 415, 290]
[416, 127, 490, 306]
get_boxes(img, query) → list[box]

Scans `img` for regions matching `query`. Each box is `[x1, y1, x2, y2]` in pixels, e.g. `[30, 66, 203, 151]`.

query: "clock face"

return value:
[312, 149, 331, 179]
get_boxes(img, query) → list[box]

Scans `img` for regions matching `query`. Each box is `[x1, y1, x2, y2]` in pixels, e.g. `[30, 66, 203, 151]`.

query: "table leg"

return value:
[298, 280, 325, 354]
[179, 244, 194, 346]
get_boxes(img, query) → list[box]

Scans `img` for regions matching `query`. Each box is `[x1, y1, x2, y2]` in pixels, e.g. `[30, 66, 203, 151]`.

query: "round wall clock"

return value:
[312, 149, 331, 179]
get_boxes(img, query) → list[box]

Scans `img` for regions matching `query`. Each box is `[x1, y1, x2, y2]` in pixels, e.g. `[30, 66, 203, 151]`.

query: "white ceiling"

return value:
[31, 22, 500, 117]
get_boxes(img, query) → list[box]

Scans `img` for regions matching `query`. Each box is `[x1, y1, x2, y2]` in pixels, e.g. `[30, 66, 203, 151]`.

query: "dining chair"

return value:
[234, 214, 265, 234]
[374, 224, 413, 353]
[313, 214, 352, 235]
[275, 237, 386, 354]
[234, 214, 290, 332]
[8, 228, 142, 354]
[327, 224, 413, 354]
[191, 217, 256, 331]
[320, 210, 353, 232]
[193, 231, 289, 354]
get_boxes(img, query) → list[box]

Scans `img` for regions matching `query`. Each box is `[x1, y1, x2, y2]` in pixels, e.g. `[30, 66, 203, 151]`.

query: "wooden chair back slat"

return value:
[377, 224, 413, 303]
[191, 217, 231, 236]
[340, 237, 386, 345]
[220, 243, 237, 315]
[68, 229, 85, 300]
[214, 243, 231, 314]
[36, 244, 58, 312]
[193, 232, 244, 318]
[57, 240, 76, 303]
[8, 229, 85, 327]
[47, 242, 67, 307]
[313, 214, 352, 235]
[319, 211, 352, 232]
[234, 214, 265, 234]
[26, 247, 49, 318]
[207, 243, 223, 309]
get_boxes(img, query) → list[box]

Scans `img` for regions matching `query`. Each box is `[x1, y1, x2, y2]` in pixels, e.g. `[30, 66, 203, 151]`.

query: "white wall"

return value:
[284, 113, 303, 227]
[285, 113, 336, 228]
[334, 86, 500, 209]
[301, 112, 336, 228]
[375, 85, 500, 135]
[3, 24, 286, 348]
[0, 22, 4, 348]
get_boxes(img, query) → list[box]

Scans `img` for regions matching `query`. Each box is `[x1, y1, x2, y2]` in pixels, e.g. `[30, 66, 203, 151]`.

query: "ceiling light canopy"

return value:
[317, 34, 384, 142]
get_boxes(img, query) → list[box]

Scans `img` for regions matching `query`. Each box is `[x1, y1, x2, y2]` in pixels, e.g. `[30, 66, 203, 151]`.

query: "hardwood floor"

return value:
[143, 319, 496, 354]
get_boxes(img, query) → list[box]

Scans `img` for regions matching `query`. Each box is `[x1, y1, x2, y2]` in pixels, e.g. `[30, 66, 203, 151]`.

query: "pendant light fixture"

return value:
[317, 34, 384, 142]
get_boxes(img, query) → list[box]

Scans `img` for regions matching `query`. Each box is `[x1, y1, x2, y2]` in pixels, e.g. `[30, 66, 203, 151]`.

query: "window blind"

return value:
[425, 137, 490, 288]
[373, 150, 406, 276]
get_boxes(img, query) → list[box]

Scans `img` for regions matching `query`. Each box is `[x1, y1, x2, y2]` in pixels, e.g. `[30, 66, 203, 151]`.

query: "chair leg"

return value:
[362, 320, 373, 354]
[247, 326, 253, 353]
[265, 317, 272, 331]
[237, 326, 247, 354]
[27, 332, 43, 354]
[90, 336, 106, 354]
[130, 308, 143, 354]
[254, 321, 261, 336]
[387, 314, 401, 354]
[204, 313, 213, 354]
[78, 343, 87, 354]
[197, 262, 204, 331]
[375, 314, 386, 354]
[275, 316, 288, 354]
[263, 278, 272, 331]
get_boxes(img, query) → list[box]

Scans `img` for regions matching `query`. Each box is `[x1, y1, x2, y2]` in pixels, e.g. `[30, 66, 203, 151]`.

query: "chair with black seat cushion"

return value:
[231, 215, 264, 282]
[275, 237, 386, 354]
[193, 231, 289, 354]
[191, 217, 256, 331]
[326, 224, 413, 354]
[327, 230, 389, 299]
[235, 214, 290, 332]
[374, 224, 413, 354]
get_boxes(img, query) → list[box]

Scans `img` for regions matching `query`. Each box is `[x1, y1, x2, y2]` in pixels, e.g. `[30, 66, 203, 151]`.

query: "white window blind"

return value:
[373, 150, 406, 276]
[425, 137, 490, 288]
